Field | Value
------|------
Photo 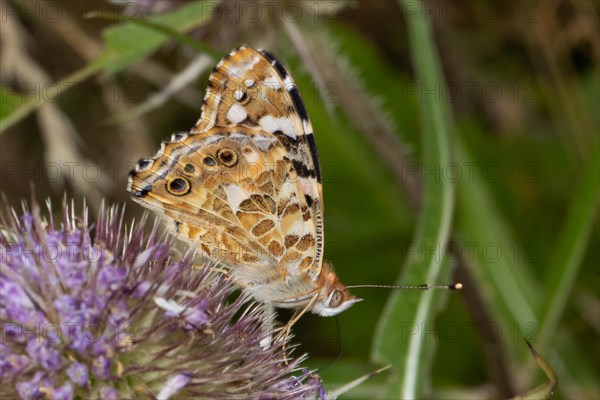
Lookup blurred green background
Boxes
[1,1,598,399]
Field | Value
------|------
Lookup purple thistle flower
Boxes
[0,199,324,399]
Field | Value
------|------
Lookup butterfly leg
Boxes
[277,293,319,364]
[260,303,277,349]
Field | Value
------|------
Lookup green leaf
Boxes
[93,1,217,74]
[372,0,456,397]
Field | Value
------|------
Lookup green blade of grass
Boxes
[538,141,600,349]
[372,0,456,397]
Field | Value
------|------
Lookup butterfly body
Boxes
[128,47,360,316]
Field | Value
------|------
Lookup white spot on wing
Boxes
[243,149,259,164]
[298,177,316,197]
[233,89,245,101]
[263,74,281,90]
[203,134,224,145]
[225,56,260,78]
[227,104,248,124]
[259,115,277,132]
[229,132,246,140]
[259,115,297,139]
[224,184,247,208]
[287,219,303,236]
[283,75,295,91]
[254,135,273,151]
[279,180,295,203]
[302,119,313,134]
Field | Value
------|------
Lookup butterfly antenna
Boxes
[345,283,463,290]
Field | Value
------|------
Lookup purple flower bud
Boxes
[1,280,37,325]
[26,340,62,371]
[107,300,129,327]
[97,265,127,293]
[99,386,119,400]
[15,379,39,399]
[0,348,29,378]
[133,281,151,298]
[92,355,111,379]
[66,362,88,386]
[52,383,74,400]
[183,299,209,328]
[15,371,44,399]
[58,261,88,291]
[157,372,192,400]
[67,326,92,354]
[54,295,79,318]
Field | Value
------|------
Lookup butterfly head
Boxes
[310,262,362,317]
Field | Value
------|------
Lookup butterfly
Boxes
[127,46,362,318]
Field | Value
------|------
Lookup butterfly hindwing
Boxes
[128,124,320,280]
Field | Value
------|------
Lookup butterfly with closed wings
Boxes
[128,47,362,321]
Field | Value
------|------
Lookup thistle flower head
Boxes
[0,199,324,399]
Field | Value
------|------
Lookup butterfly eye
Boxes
[166,177,191,196]
[328,290,344,308]
[217,148,238,167]
[183,163,196,175]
